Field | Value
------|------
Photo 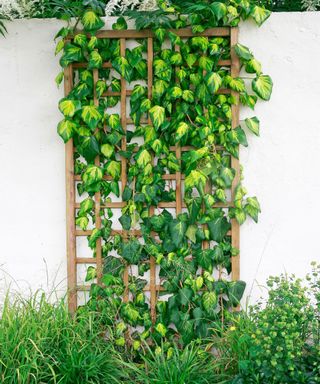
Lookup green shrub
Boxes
[0,291,125,384]
[234,265,320,383]
[124,342,231,384]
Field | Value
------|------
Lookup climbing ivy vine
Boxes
[55,0,272,357]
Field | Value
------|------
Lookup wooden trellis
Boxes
[64,27,240,314]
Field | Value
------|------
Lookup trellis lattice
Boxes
[63,27,240,323]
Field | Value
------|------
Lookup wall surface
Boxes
[0,13,319,305]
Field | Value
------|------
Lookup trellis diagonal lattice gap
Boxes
[64,27,240,316]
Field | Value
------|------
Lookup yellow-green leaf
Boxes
[82,165,103,185]
[59,99,81,117]
[149,105,165,130]
[101,143,114,158]
[245,58,262,75]
[234,43,253,61]
[88,51,102,69]
[245,116,260,136]
[74,33,87,48]
[106,161,121,179]
[81,10,104,31]
[137,149,151,167]
[57,119,76,143]
[76,216,89,230]
[175,121,189,142]
[250,6,271,27]
[205,72,222,93]
[81,105,102,129]
[85,266,96,281]
[252,75,273,101]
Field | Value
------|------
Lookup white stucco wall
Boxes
[0,13,319,304]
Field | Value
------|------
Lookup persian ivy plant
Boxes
[55,0,273,356]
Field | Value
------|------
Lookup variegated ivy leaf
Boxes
[73,33,87,48]
[81,10,104,32]
[137,149,152,167]
[168,86,182,99]
[76,216,89,230]
[88,228,101,249]
[82,165,103,186]
[185,170,206,192]
[149,105,165,130]
[55,71,64,87]
[245,116,260,136]
[235,208,246,224]
[199,56,214,72]
[170,52,183,66]
[155,323,167,337]
[151,139,162,154]
[106,160,121,179]
[59,99,81,117]
[108,114,121,130]
[185,53,197,69]
[234,43,253,61]
[169,219,187,248]
[87,36,98,50]
[79,198,94,216]
[154,27,166,43]
[144,125,157,143]
[250,6,271,27]
[227,127,248,147]
[205,72,222,93]
[112,16,127,31]
[101,143,114,158]
[131,84,146,102]
[57,119,77,143]
[112,56,132,82]
[153,59,172,82]
[85,266,96,282]
[182,90,194,103]
[152,80,168,99]
[244,197,261,223]
[211,2,227,20]
[245,58,262,75]
[252,75,273,101]
[175,122,189,142]
[185,224,197,243]
[59,43,83,67]
[81,105,102,129]
[225,76,246,92]
[96,80,107,98]
[191,36,209,51]
[55,40,64,55]
[140,98,151,112]
[168,31,181,46]
[122,303,140,324]
[88,51,102,69]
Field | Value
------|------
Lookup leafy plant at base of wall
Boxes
[55,1,273,357]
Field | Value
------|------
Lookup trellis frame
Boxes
[64,27,240,314]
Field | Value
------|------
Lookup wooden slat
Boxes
[147,37,157,324]
[93,27,230,39]
[230,28,240,283]
[120,38,129,303]
[93,68,103,284]
[64,63,77,313]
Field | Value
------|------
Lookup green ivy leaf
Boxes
[122,303,140,324]
[79,198,94,216]
[85,266,96,282]
[76,216,89,230]
[149,105,165,130]
[59,99,81,118]
[196,249,213,272]
[119,213,131,230]
[168,86,183,99]
[199,56,214,72]
[185,224,197,243]
[96,80,107,97]
[112,57,133,82]
[182,90,194,103]
[245,58,262,75]
[234,43,253,61]
[101,143,114,158]
[88,51,102,69]
[169,219,187,248]
[186,53,197,68]
[57,119,76,143]
[252,75,273,101]
[81,105,102,129]
[211,2,227,20]
[250,6,271,27]
[205,72,222,94]
[131,85,146,102]
[81,10,104,32]
[245,116,260,136]
[185,170,206,193]
[106,160,121,179]
[175,122,189,142]
[82,165,103,186]
[112,16,127,30]
[79,135,100,162]
[154,27,166,43]
[108,114,121,130]
[191,36,208,51]
[207,217,230,242]
[120,239,142,264]
[154,59,172,82]
[179,287,193,306]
